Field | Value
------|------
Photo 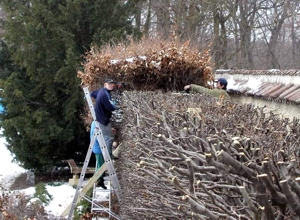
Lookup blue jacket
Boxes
[90,121,101,154]
[90,88,117,125]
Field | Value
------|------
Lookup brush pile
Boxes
[78,37,300,219]
[116,91,300,220]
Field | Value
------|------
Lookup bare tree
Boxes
[134,0,143,34]
[257,0,290,69]
[151,0,172,38]
[133,0,300,69]
[143,0,152,38]
[283,0,300,68]
[236,0,258,69]
[210,0,238,69]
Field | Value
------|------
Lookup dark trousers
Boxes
[98,122,114,156]
[95,153,105,180]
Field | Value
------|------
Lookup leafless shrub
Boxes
[0,184,64,220]
[114,91,300,220]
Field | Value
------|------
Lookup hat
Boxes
[215,78,228,87]
[104,78,117,84]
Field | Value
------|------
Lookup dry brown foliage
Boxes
[77,36,213,92]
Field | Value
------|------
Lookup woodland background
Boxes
[0,0,300,171]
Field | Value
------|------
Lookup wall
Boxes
[232,95,300,120]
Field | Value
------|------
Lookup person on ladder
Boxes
[90,78,119,160]
[90,121,107,189]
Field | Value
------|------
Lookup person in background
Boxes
[90,78,118,160]
[184,78,231,101]
[90,121,107,189]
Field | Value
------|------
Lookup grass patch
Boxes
[73,188,93,220]
[34,182,52,205]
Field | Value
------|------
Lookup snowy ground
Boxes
[0,136,78,217]
[0,137,26,189]
[0,133,111,218]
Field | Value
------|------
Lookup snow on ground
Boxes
[46,184,76,216]
[0,132,112,219]
[0,136,25,189]
[18,183,76,217]
[0,133,77,218]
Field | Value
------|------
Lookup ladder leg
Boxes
[61,163,107,217]
[64,86,122,219]
[66,134,97,219]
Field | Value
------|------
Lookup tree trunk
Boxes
[144,0,152,38]
[266,0,289,69]
[152,0,171,39]
[238,0,256,69]
[213,11,221,69]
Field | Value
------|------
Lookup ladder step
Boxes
[93,196,110,201]
[91,218,108,220]
[94,186,110,191]
[91,207,110,211]
[93,198,109,203]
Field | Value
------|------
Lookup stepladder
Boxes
[65,86,121,220]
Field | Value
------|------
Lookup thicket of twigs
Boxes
[0,184,64,220]
[79,37,300,219]
[115,91,300,220]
